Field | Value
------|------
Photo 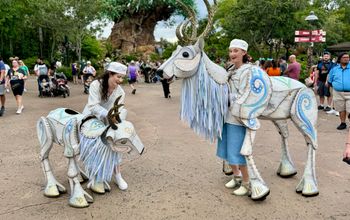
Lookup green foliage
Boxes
[0,0,104,62]
[22,57,41,73]
[57,66,73,80]
[150,53,162,62]
[81,36,104,60]
[102,0,194,21]
[162,43,178,59]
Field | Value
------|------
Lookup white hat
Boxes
[229,39,248,51]
[87,61,91,64]
[106,62,127,75]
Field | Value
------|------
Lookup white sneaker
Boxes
[232,182,250,196]
[115,173,128,190]
[16,105,24,114]
[335,111,340,116]
[225,175,242,189]
[326,109,336,114]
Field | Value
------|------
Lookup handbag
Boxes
[304,77,314,87]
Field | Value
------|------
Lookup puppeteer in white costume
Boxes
[37,62,144,208]
[157,0,319,201]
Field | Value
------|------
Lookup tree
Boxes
[216,0,308,59]
[64,0,104,62]
[102,0,194,53]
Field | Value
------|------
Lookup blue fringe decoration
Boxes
[79,135,120,182]
[180,58,229,142]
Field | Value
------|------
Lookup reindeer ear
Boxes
[195,38,205,51]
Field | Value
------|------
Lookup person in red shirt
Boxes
[284,55,301,80]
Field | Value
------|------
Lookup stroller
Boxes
[83,73,94,94]
[52,72,70,98]
[38,75,53,97]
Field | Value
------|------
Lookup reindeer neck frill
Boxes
[180,57,229,142]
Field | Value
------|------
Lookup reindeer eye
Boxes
[182,52,189,58]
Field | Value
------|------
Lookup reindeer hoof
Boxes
[277,171,297,178]
[250,182,270,201]
[251,190,270,201]
[44,185,60,197]
[301,183,319,197]
[69,196,89,208]
[90,182,106,194]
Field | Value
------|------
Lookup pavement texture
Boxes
[0,77,349,220]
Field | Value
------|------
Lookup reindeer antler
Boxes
[198,0,217,39]
[107,95,124,130]
[175,0,217,45]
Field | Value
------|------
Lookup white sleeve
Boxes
[86,81,108,120]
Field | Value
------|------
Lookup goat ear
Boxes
[195,37,205,51]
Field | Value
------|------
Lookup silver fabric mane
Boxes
[180,58,229,142]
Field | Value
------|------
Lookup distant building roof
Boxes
[327,42,350,53]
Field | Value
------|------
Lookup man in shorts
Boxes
[328,53,350,130]
[314,52,335,111]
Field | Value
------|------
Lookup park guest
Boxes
[314,51,335,112]
[71,62,78,84]
[82,61,96,83]
[18,60,29,92]
[328,52,350,130]
[0,56,6,116]
[127,60,139,94]
[284,55,301,80]
[6,59,27,114]
[82,61,129,191]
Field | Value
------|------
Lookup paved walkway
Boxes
[0,77,349,219]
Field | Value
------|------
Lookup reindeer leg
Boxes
[62,118,93,207]
[68,157,93,208]
[241,129,270,201]
[37,117,66,197]
[290,88,319,197]
[296,144,319,197]
[273,120,297,177]
[78,166,89,183]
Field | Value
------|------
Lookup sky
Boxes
[97,0,210,43]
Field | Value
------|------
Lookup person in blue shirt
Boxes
[328,52,350,130]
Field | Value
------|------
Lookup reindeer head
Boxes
[102,96,144,156]
[157,0,217,80]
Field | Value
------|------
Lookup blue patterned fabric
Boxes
[217,123,246,165]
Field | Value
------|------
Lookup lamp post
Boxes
[305,11,319,70]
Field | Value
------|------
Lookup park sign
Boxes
[294,29,326,43]
[295,36,326,43]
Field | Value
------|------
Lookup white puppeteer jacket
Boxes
[83,80,127,121]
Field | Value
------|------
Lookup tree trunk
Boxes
[110,6,174,54]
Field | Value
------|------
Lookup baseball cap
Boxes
[106,62,127,75]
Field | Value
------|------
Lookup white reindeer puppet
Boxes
[157,0,318,201]
[37,96,144,208]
